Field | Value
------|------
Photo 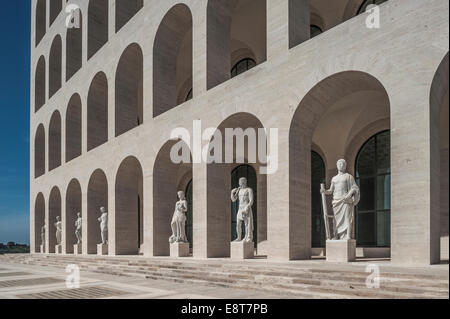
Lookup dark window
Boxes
[357,0,388,15]
[231,58,256,78]
[355,130,391,247]
[311,151,326,248]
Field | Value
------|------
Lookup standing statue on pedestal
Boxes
[321,159,360,240]
[55,216,62,245]
[75,212,82,244]
[98,207,108,245]
[231,177,254,243]
[169,191,188,244]
[41,223,46,246]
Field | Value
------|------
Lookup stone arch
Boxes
[87,169,108,254]
[48,187,62,253]
[205,112,268,257]
[116,0,143,32]
[115,156,144,255]
[35,124,46,178]
[88,0,109,59]
[115,43,143,136]
[289,70,390,259]
[35,56,46,112]
[207,0,267,89]
[66,179,82,254]
[49,35,62,98]
[49,111,62,171]
[35,0,46,46]
[49,0,63,26]
[66,10,83,81]
[34,193,45,253]
[153,4,193,117]
[66,94,82,162]
[87,72,108,151]
[153,140,192,256]
[430,52,449,261]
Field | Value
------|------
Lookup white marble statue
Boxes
[75,212,82,244]
[231,177,254,243]
[169,191,188,244]
[41,223,46,246]
[55,217,62,245]
[98,207,108,245]
[321,159,360,240]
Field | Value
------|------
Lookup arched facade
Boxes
[34,124,46,178]
[35,56,46,112]
[66,10,83,81]
[153,4,193,117]
[115,43,143,137]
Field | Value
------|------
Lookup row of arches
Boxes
[35,0,386,112]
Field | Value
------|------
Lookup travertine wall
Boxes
[30,0,449,265]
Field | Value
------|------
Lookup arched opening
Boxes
[35,56,46,112]
[49,35,62,98]
[115,43,143,136]
[66,179,82,254]
[231,58,256,78]
[66,10,83,81]
[88,0,109,60]
[48,187,61,253]
[231,165,258,248]
[115,156,143,255]
[87,72,108,151]
[290,71,390,259]
[35,124,46,178]
[207,0,267,89]
[35,0,46,46]
[49,111,62,171]
[116,0,143,32]
[355,130,391,247]
[311,151,326,248]
[49,0,62,26]
[430,53,449,262]
[153,140,192,256]
[87,169,108,254]
[153,4,192,117]
[34,193,45,253]
[66,94,82,162]
[205,113,267,257]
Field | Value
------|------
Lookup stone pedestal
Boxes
[170,242,190,257]
[326,240,356,262]
[40,245,45,254]
[231,241,254,259]
[97,244,108,256]
[55,245,62,254]
[74,244,82,255]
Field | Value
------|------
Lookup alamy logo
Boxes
[365,5,381,29]
[65,4,81,29]
[170,120,279,175]
[365,264,381,289]
[66,264,80,289]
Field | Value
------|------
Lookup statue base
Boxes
[97,244,108,256]
[55,245,62,254]
[231,241,254,259]
[326,240,356,263]
[170,242,190,257]
[74,244,82,255]
[40,245,45,254]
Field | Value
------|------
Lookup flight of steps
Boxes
[1,254,448,299]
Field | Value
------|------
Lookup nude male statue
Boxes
[75,212,82,244]
[98,207,108,245]
[231,177,254,243]
[55,216,62,245]
[321,159,360,240]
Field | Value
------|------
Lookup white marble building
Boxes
[30,0,449,265]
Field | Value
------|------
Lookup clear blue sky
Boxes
[0,1,31,244]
